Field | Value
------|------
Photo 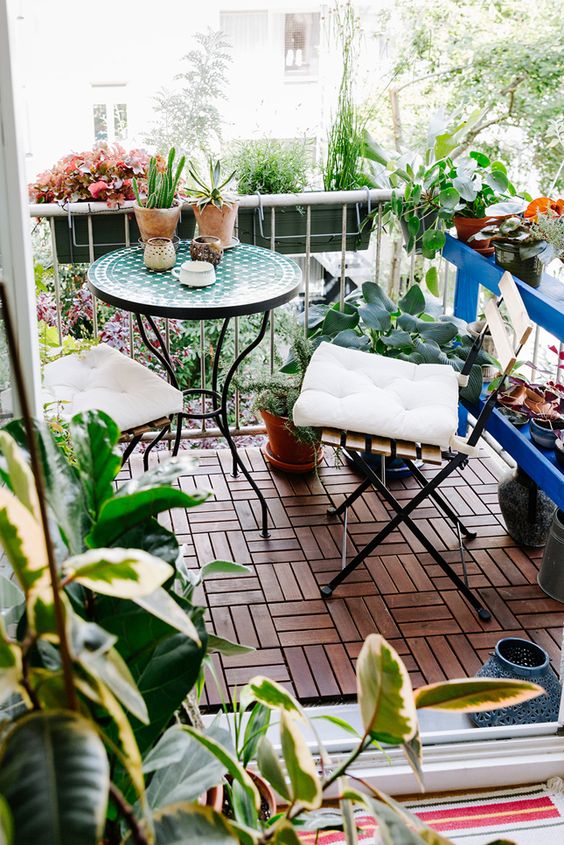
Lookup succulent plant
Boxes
[132,147,185,209]
[187,158,236,209]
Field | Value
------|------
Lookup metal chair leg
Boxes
[142,423,171,471]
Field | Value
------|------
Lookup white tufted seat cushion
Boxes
[293,342,460,449]
[42,344,184,432]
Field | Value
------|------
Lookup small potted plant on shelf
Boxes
[132,147,186,242]
[187,158,238,247]
[469,206,554,287]
[239,333,322,473]
[448,153,525,253]
[528,196,564,264]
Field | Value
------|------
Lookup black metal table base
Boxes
[135,311,271,537]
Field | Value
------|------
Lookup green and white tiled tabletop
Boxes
[87,242,302,319]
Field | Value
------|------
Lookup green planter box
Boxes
[53,207,196,263]
[237,202,372,255]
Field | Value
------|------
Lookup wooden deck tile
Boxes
[136,447,563,704]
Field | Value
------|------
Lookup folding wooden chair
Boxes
[293,273,532,620]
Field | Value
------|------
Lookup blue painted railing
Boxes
[445,234,564,509]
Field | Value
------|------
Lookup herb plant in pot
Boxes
[240,334,321,473]
[188,158,238,247]
[448,153,524,254]
[132,147,186,242]
[470,214,549,287]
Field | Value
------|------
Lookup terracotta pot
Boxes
[453,215,495,255]
[134,202,181,242]
[249,771,277,821]
[199,784,224,812]
[192,201,239,247]
[260,409,322,473]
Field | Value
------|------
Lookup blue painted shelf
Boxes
[447,234,564,508]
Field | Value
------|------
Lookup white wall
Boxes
[14,0,387,180]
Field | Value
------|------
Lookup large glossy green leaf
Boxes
[241,702,270,767]
[425,267,440,297]
[280,711,321,810]
[65,548,173,598]
[111,519,180,567]
[0,618,21,706]
[117,454,199,495]
[321,303,360,337]
[414,678,543,712]
[399,285,426,316]
[143,724,229,809]
[0,795,13,845]
[257,736,290,801]
[127,803,238,845]
[242,676,303,718]
[207,634,255,657]
[331,330,371,350]
[359,303,392,332]
[134,588,201,642]
[356,634,417,745]
[362,282,396,313]
[0,712,109,845]
[72,618,148,724]
[69,410,121,519]
[380,329,413,349]
[94,595,206,753]
[182,725,260,810]
[89,487,209,546]
[0,488,47,594]
[417,320,459,345]
[0,432,39,520]
[3,419,88,557]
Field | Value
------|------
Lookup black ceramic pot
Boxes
[498,467,556,547]
[494,242,543,288]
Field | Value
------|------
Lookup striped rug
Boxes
[297,781,564,844]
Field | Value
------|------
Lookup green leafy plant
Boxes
[237,332,319,447]
[470,215,550,261]
[132,148,185,209]
[323,2,365,191]
[297,281,493,403]
[229,138,311,195]
[530,214,564,262]
[447,152,519,219]
[188,158,237,210]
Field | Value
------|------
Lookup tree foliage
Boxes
[368,0,563,192]
[145,30,232,162]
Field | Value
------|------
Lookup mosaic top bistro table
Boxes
[87,242,302,536]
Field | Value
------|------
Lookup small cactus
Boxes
[133,148,186,209]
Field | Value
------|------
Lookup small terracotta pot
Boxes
[199,784,223,812]
[453,215,495,255]
[134,202,181,242]
[249,771,277,821]
[260,409,322,474]
[192,201,239,247]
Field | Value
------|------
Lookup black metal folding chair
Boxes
[293,272,533,620]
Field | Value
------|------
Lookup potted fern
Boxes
[133,147,186,242]
[188,158,238,247]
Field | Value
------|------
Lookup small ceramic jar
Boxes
[143,237,177,271]
[190,235,223,267]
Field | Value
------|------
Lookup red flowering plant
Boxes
[28,143,162,208]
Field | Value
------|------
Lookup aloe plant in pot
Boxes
[132,147,186,241]
[188,158,238,247]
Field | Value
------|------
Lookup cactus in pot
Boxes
[133,147,186,241]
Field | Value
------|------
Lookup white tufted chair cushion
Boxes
[293,342,460,449]
[42,344,183,432]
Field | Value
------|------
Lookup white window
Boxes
[284,13,320,79]
[90,84,128,144]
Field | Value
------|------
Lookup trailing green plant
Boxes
[132,148,185,209]
[294,281,494,403]
[323,2,365,191]
[188,158,237,210]
[228,138,311,195]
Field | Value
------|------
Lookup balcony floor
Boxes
[124,445,563,706]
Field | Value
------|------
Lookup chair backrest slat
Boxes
[498,272,533,348]
[484,298,517,374]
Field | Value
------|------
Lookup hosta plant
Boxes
[289,281,493,404]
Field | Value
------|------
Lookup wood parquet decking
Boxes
[124,445,563,706]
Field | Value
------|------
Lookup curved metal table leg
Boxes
[218,311,272,537]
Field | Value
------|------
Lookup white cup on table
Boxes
[172,260,216,288]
